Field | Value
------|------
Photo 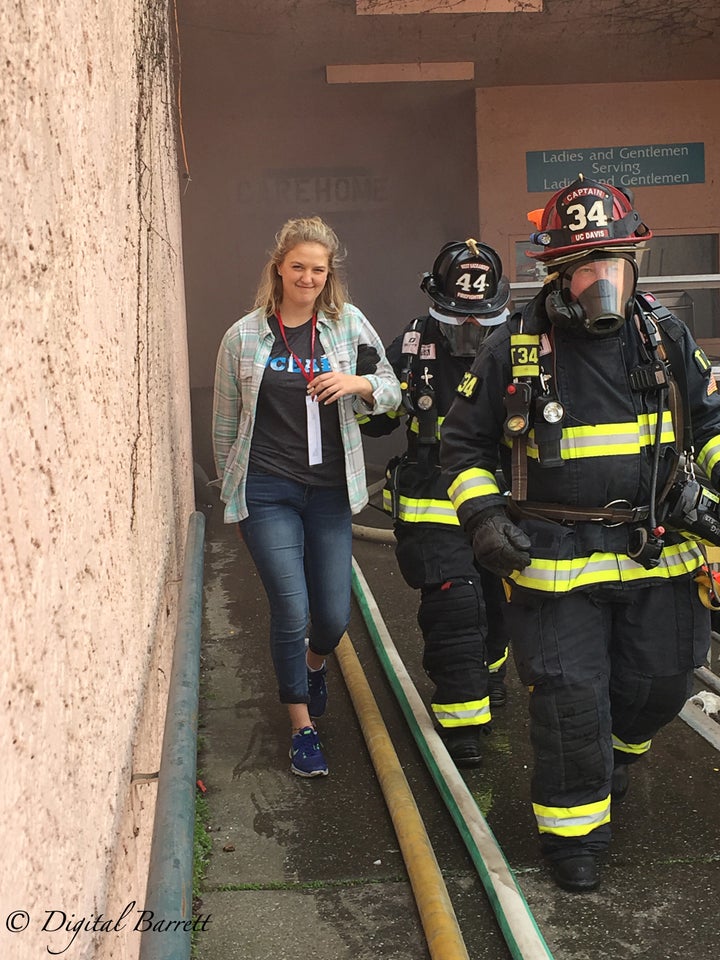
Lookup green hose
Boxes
[351,558,555,960]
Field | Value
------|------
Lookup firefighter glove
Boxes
[468,509,531,578]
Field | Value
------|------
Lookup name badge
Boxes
[402,330,421,355]
[306,395,323,465]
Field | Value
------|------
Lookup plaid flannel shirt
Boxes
[212,304,401,522]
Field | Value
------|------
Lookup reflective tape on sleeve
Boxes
[447,468,500,509]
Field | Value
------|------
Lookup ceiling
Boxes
[178,0,720,89]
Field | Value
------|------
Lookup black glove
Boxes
[356,344,380,376]
[467,509,531,578]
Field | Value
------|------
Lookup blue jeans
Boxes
[240,470,352,703]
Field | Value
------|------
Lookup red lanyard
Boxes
[275,311,317,383]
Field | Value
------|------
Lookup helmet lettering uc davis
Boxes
[527,175,652,263]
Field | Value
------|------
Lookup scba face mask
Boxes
[546,253,638,336]
[431,305,510,356]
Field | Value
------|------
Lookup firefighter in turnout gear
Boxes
[440,177,720,891]
[361,239,512,767]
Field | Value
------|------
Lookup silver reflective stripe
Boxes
[448,469,499,508]
[381,490,461,524]
[511,541,704,592]
[534,799,611,835]
[432,702,490,724]
[523,413,674,460]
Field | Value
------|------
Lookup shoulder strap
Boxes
[398,315,429,415]
[398,315,439,450]
[636,292,693,453]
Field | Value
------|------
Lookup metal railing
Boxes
[140,510,206,960]
[510,273,720,299]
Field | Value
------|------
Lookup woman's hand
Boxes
[307,372,373,405]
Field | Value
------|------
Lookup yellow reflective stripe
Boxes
[638,411,675,445]
[559,421,643,454]
[612,734,652,756]
[696,436,720,477]
[503,413,675,461]
[382,490,460,525]
[409,415,446,440]
[510,541,705,593]
[448,468,500,509]
[488,647,508,672]
[358,406,404,426]
[694,348,711,371]
[432,698,491,727]
[534,796,611,837]
[409,419,440,440]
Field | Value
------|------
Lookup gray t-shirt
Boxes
[249,316,345,485]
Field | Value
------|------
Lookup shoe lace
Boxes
[293,727,320,756]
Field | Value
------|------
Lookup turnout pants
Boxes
[504,577,710,860]
[394,522,509,730]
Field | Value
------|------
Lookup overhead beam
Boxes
[356,0,542,14]
[326,61,475,84]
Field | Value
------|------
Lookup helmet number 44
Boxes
[456,271,487,294]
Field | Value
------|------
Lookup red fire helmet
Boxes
[526,175,652,263]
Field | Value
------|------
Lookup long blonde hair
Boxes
[254,216,349,321]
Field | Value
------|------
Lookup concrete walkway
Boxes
[195,498,720,960]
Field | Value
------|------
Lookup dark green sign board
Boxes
[526,142,705,193]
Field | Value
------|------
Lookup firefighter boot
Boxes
[443,727,483,768]
[488,675,507,708]
[550,855,600,893]
[611,763,630,801]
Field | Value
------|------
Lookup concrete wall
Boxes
[1,3,194,958]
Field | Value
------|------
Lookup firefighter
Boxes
[360,239,512,767]
[440,177,720,891]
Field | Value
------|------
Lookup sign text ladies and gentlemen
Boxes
[526,142,705,193]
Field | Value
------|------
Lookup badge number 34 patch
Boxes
[510,343,539,366]
[456,371,478,398]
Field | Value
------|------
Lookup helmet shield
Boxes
[551,252,638,336]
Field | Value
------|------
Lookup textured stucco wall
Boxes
[1,3,194,958]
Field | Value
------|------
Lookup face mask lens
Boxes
[439,317,484,356]
[562,256,636,333]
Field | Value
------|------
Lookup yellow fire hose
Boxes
[335,632,470,960]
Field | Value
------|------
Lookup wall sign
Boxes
[526,142,705,193]
[237,167,390,211]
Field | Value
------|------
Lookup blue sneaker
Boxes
[289,726,328,777]
[307,662,328,718]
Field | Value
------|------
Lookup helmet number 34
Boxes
[566,200,609,233]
